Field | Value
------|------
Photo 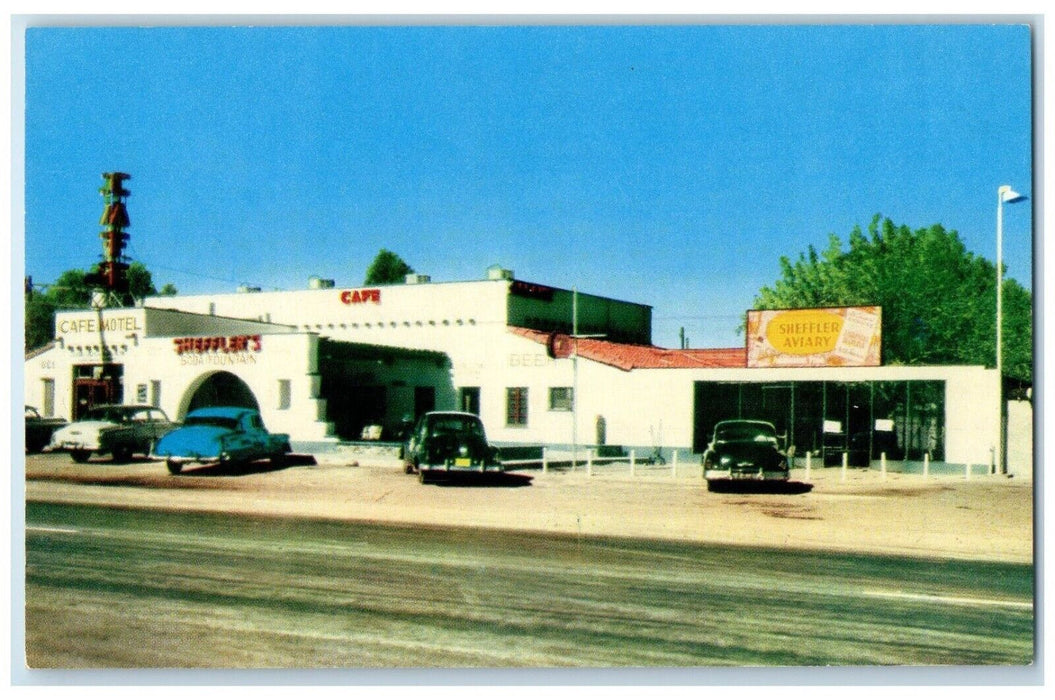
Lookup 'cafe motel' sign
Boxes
[746,306,882,368]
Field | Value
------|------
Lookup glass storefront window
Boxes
[694,379,946,463]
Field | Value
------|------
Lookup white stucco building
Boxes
[24,267,1018,474]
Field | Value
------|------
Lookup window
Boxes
[278,379,291,410]
[150,380,162,408]
[549,387,574,411]
[42,379,55,417]
[506,387,528,426]
[460,387,481,415]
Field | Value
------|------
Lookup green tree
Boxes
[752,215,1033,382]
[364,249,414,285]
[24,262,176,351]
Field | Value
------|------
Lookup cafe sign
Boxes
[746,306,882,368]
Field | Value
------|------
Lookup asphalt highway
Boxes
[24,500,1034,669]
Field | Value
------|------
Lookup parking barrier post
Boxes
[841,452,848,482]
[542,446,548,474]
[881,452,887,480]
[923,452,929,478]
[805,451,812,481]
[671,450,678,477]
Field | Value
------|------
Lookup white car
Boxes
[48,404,177,463]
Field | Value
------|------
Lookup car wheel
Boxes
[270,452,287,467]
[71,450,91,464]
[166,459,182,475]
[112,446,132,463]
[418,469,430,484]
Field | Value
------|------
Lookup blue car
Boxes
[153,406,291,475]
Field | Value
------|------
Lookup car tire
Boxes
[418,469,430,484]
[71,450,91,464]
[112,446,132,463]
[166,459,182,475]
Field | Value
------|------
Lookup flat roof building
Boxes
[24,268,1025,476]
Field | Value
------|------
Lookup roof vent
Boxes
[309,277,335,289]
[405,273,432,284]
[487,265,514,281]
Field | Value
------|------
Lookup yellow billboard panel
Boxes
[746,306,882,367]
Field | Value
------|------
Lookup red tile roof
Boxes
[510,327,746,371]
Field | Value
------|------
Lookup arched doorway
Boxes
[185,371,259,416]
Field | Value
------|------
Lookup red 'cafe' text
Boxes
[340,288,381,305]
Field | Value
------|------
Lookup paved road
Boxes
[24,501,1033,669]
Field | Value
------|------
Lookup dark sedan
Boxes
[25,406,67,453]
[403,411,503,484]
[702,420,791,490]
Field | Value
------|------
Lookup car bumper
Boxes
[420,462,504,474]
[152,452,222,464]
[704,468,789,482]
[49,441,101,453]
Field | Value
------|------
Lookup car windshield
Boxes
[715,423,778,444]
[184,415,240,430]
[428,416,485,437]
[83,406,136,423]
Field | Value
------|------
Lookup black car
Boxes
[403,411,502,484]
[24,406,67,453]
[702,419,790,490]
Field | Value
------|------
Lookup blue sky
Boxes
[19,22,1034,348]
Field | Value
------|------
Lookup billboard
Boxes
[746,306,882,368]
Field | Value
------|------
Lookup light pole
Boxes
[995,184,1027,474]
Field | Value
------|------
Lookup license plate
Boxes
[454,457,472,467]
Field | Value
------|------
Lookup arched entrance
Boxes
[184,371,259,416]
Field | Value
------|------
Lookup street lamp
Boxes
[995,184,1027,474]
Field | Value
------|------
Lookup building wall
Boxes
[1006,398,1033,478]
[28,285,1004,469]
[25,311,334,442]
[463,352,1001,468]
[507,286,652,344]
[144,280,514,353]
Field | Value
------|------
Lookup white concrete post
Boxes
[923,452,930,478]
[630,449,636,476]
[671,449,678,477]
[841,452,848,482]
[587,449,593,477]
[805,451,812,481]
[542,446,548,474]
[881,452,887,480]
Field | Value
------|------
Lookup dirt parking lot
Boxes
[23,452,1033,564]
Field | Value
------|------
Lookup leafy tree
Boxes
[752,215,1033,382]
[364,249,414,285]
[24,261,176,351]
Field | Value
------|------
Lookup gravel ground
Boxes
[23,452,1034,564]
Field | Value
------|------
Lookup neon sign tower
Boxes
[86,171,131,305]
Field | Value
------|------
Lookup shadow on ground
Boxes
[426,472,534,488]
[707,480,814,495]
[177,454,318,477]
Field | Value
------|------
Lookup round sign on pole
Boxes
[546,332,574,359]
